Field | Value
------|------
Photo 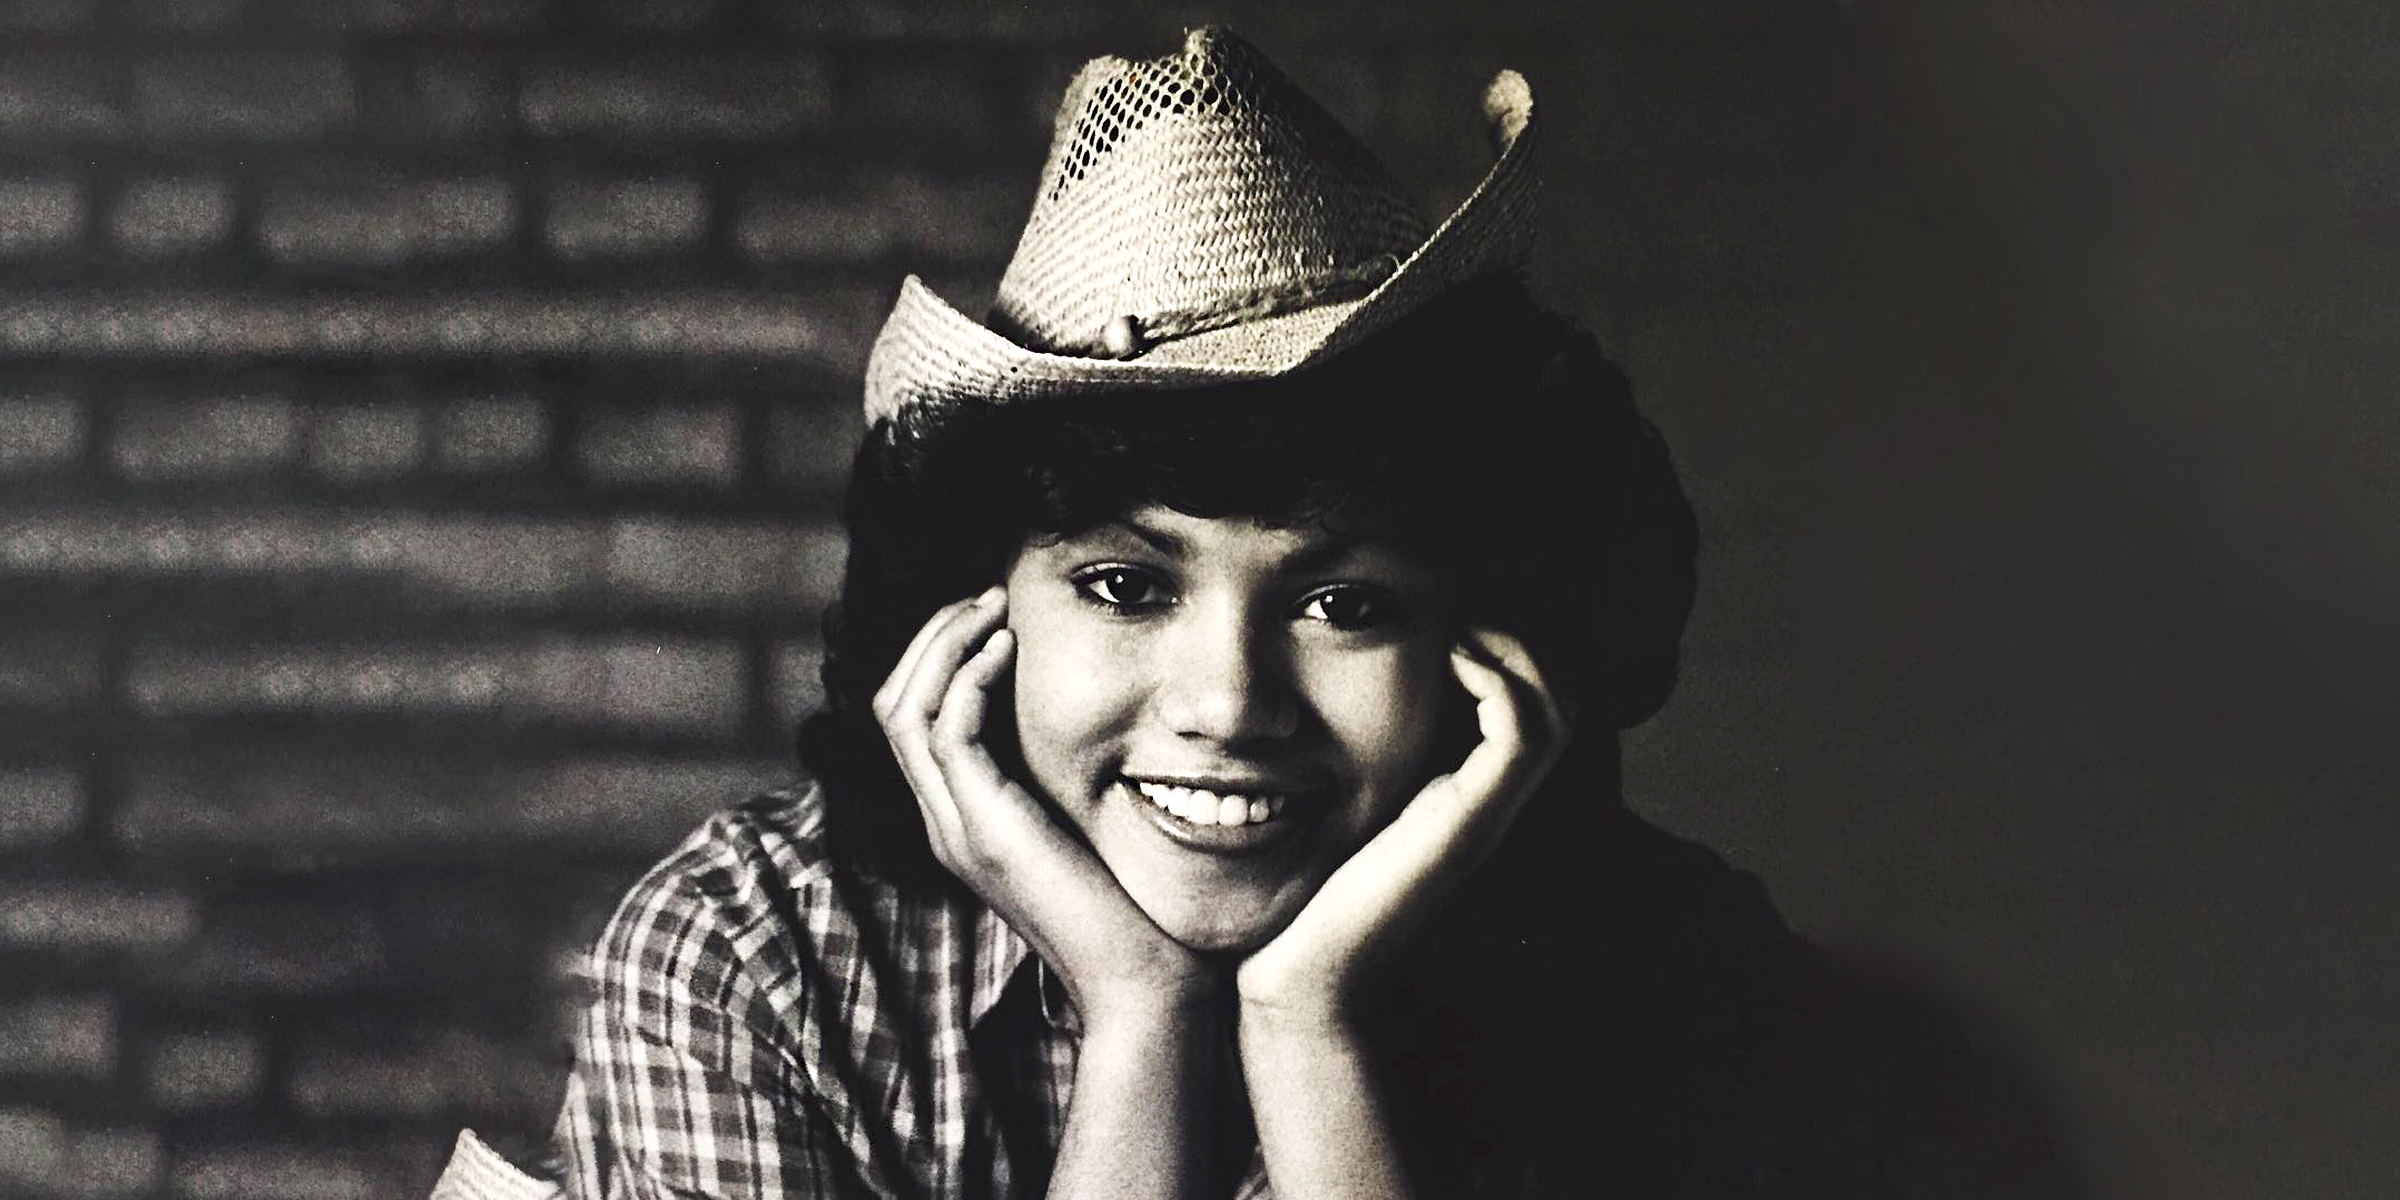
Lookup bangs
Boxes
[1015,386,1445,549]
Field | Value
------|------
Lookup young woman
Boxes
[528,27,2083,1200]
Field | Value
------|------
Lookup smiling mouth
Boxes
[1117,776,1318,855]
[1130,779,1289,827]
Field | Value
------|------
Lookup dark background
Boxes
[0,1,2392,1197]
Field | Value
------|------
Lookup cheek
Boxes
[1005,604,1139,794]
[1303,639,1455,792]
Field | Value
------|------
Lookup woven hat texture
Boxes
[863,27,1540,423]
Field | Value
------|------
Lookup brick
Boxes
[148,1030,266,1111]
[0,179,83,256]
[0,883,197,952]
[0,508,616,608]
[127,635,747,736]
[120,0,246,31]
[0,505,836,618]
[591,0,726,29]
[258,177,517,268]
[0,1108,65,1186]
[0,395,82,473]
[108,178,236,258]
[286,1028,549,1119]
[307,403,427,482]
[829,173,1017,264]
[521,54,830,139]
[0,53,121,139]
[110,394,301,481]
[287,0,551,32]
[376,881,534,992]
[66,1126,164,1195]
[576,400,738,488]
[171,1144,382,1200]
[734,174,1026,265]
[838,53,1019,143]
[0,0,99,32]
[0,769,82,847]
[118,751,788,859]
[0,288,875,360]
[605,514,846,613]
[0,628,103,707]
[146,903,386,994]
[378,514,607,605]
[431,394,547,473]
[764,398,859,493]
[731,190,880,264]
[506,636,746,734]
[135,51,355,140]
[524,757,795,847]
[402,55,513,137]
[542,177,709,261]
[0,997,114,1079]
[761,0,1118,39]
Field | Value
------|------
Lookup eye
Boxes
[1072,565,1173,613]
[1297,585,1392,631]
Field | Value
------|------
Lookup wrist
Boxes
[1076,965,1228,1032]
[1236,988,1357,1039]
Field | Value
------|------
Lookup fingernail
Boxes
[976,586,1005,607]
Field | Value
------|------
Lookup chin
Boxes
[1149,898,1298,955]
[1142,902,1298,955]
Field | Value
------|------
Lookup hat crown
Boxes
[992,28,1432,357]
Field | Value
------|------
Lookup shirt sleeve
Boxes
[557,856,859,1200]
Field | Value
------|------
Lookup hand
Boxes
[874,587,1216,1021]
[1234,627,1572,1024]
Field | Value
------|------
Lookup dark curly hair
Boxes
[799,279,1697,888]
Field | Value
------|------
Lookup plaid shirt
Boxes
[548,782,2088,1200]
[552,786,1271,1200]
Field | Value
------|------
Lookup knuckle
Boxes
[947,841,995,879]
[930,702,974,745]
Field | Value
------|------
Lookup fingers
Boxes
[930,627,1026,804]
[1432,628,1573,828]
[1459,628,1571,745]
[873,586,1004,725]
[874,587,1009,859]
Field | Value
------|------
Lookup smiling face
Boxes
[1002,505,1460,953]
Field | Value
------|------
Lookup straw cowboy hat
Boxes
[862,26,1540,423]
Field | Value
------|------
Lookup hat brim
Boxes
[863,71,1539,423]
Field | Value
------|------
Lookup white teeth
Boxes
[1131,780,1287,827]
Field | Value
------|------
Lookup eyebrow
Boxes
[1113,514,1185,557]
[1106,514,1396,574]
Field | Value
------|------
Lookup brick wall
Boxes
[0,3,1645,1196]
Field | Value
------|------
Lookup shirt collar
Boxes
[968,903,1077,1031]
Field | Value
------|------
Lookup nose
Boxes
[1153,602,1300,746]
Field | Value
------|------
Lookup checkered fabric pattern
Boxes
[549,787,1274,1199]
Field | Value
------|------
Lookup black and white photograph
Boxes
[0,2,2392,1198]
